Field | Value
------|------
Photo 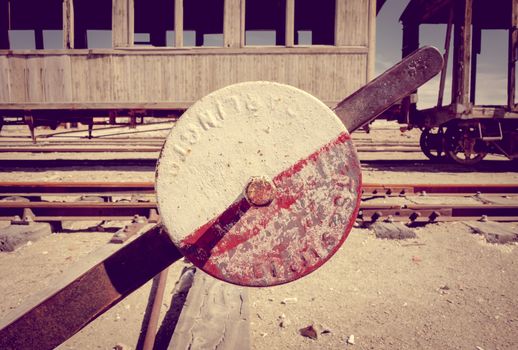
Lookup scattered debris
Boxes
[464,221,518,244]
[347,334,355,345]
[372,222,417,240]
[411,255,422,264]
[278,314,291,328]
[0,222,52,252]
[281,297,298,304]
[299,325,318,340]
[299,323,331,339]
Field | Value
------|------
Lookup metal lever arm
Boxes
[334,46,444,133]
[0,225,182,350]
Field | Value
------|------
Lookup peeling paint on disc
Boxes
[156,81,361,286]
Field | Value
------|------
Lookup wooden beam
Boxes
[167,270,250,350]
[0,0,9,49]
[508,0,517,110]
[451,0,472,108]
[401,20,419,123]
[400,0,453,25]
[470,24,481,104]
[63,0,74,49]
[402,21,419,57]
[438,6,454,107]
[112,0,134,48]
[174,0,183,47]
[240,0,245,46]
[224,0,240,48]
[285,0,294,47]
[34,29,44,50]
[367,0,376,80]
[335,0,369,47]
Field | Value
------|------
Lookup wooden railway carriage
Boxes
[399,0,518,164]
[0,0,381,139]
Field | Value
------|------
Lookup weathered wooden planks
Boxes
[0,49,367,106]
[335,0,370,46]
[168,270,250,350]
[112,0,135,48]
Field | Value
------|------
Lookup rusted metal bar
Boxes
[0,182,517,196]
[142,268,169,350]
[0,181,155,194]
[0,201,156,221]
[1,197,517,222]
[0,147,162,153]
[334,46,443,132]
[0,224,182,350]
[360,203,518,223]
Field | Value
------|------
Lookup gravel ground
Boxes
[0,121,516,349]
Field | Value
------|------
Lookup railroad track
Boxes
[0,182,516,224]
[0,138,421,153]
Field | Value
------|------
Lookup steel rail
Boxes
[0,200,516,222]
[0,182,516,196]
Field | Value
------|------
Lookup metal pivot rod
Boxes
[334,46,443,132]
[0,46,443,350]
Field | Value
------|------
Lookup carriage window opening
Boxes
[8,30,35,49]
[74,0,112,49]
[43,30,64,49]
[134,0,173,46]
[165,30,195,46]
[184,0,224,47]
[245,0,286,46]
[245,31,276,46]
[475,30,507,105]
[7,0,63,49]
[294,0,335,45]
[134,33,151,46]
[297,30,312,45]
[87,30,112,48]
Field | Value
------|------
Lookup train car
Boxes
[0,0,382,140]
[398,0,518,164]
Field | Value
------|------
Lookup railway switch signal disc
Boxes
[156,82,362,287]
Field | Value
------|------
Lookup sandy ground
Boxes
[0,121,517,349]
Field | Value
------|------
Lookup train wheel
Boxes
[419,127,447,161]
[444,125,487,165]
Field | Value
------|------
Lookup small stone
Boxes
[347,334,355,345]
[476,346,484,350]
[259,332,268,337]
[113,343,129,350]
[42,251,48,255]
[299,325,318,340]
[281,297,298,304]
[280,319,291,328]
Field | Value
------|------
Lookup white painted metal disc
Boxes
[156,81,361,286]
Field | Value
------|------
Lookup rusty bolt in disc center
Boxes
[245,176,276,206]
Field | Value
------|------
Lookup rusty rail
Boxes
[0,182,517,195]
[0,182,517,223]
